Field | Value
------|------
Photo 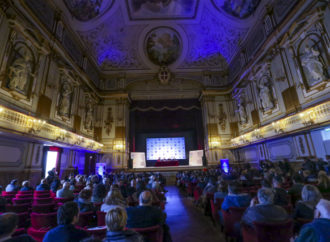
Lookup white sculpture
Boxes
[237,100,247,124]
[218,104,227,130]
[84,101,94,130]
[58,81,72,117]
[301,45,325,84]
[258,79,273,110]
[8,49,33,92]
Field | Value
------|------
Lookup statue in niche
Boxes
[104,107,113,135]
[58,81,72,118]
[237,99,247,124]
[8,47,33,93]
[84,100,94,130]
[258,76,274,111]
[218,103,227,131]
[301,45,325,85]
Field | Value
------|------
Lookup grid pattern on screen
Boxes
[146,137,186,160]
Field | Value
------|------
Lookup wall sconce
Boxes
[28,119,46,134]
[209,136,221,149]
[272,121,284,134]
[114,139,125,151]
[300,111,315,126]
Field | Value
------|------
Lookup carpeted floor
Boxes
[165,186,225,242]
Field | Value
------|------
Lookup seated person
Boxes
[0,187,6,213]
[20,181,33,192]
[272,176,289,206]
[293,184,322,220]
[202,177,217,195]
[56,182,74,199]
[295,199,330,242]
[221,182,251,211]
[103,207,143,242]
[0,212,34,242]
[91,176,106,203]
[317,173,330,193]
[50,177,61,193]
[76,189,95,213]
[288,173,305,201]
[126,191,165,228]
[241,188,289,228]
[44,202,89,242]
[36,179,50,191]
[101,189,127,213]
[214,181,227,203]
[5,180,19,192]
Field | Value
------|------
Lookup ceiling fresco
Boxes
[126,0,200,20]
[212,0,261,19]
[53,0,265,88]
[63,0,114,21]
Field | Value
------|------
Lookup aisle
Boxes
[165,186,225,242]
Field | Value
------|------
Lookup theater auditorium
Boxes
[0,0,329,241]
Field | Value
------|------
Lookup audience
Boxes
[241,188,289,227]
[77,189,95,213]
[293,184,322,220]
[317,173,330,193]
[272,175,289,206]
[0,213,34,242]
[221,182,251,211]
[44,202,89,242]
[103,207,143,242]
[91,176,107,203]
[214,181,227,203]
[56,182,74,199]
[101,189,127,213]
[36,179,50,191]
[5,180,19,192]
[295,199,330,242]
[20,181,33,192]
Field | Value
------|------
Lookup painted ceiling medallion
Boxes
[127,0,199,20]
[145,27,181,66]
[63,0,114,21]
[212,0,261,19]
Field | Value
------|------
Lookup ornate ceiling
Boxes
[53,0,267,89]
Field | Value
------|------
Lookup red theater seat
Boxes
[12,198,33,205]
[77,211,95,227]
[130,225,163,242]
[30,212,57,229]
[54,197,74,204]
[27,227,50,242]
[97,211,106,226]
[242,220,293,242]
[32,203,56,213]
[222,207,247,239]
[33,197,53,204]
[18,191,33,194]
[16,194,33,199]
[6,203,30,213]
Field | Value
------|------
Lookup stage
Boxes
[130,165,204,172]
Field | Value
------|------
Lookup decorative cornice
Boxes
[0,105,103,151]
[228,101,330,149]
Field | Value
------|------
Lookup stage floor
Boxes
[130,165,204,172]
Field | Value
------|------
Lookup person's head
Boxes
[318,174,330,189]
[22,180,29,187]
[63,181,71,190]
[91,175,99,184]
[10,180,17,186]
[139,190,152,206]
[41,179,47,185]
[79,189,92,201]
[272,175,283,188]
[104,189,124,205]
[315,199,330,219]
[257,188,274,205]
[228,182,240,195]
[261,179,271,188]
[293,173,304,184]
[57,201,79,225]
[0,213,18,239]
[301,185,322,205]
[217,181,227,193]
[105,207,127,232]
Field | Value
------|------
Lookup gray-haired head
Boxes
[139,190,152,206]
[257,188,274,205]
[301,184,322,206]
